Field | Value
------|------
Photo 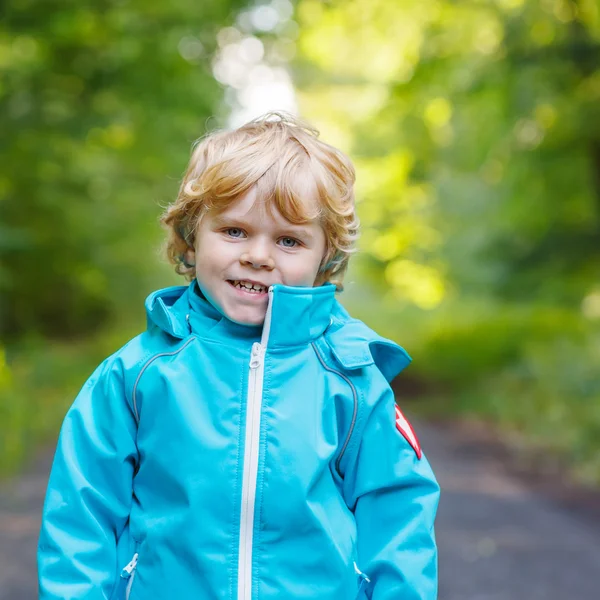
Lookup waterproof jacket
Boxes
[38,281,439,600]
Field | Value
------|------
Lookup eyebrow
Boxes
[211,215,314,240]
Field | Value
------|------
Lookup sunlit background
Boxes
[2,0,600,492]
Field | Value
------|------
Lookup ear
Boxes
[183,248,196,268]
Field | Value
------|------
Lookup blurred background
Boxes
[1,0,600,596]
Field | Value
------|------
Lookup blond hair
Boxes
[160,112,359,290]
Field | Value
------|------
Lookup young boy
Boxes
[38,113,439,599]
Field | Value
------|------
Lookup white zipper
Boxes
[353,561,371,598]
[353,561,371,583]
[120,552,139,600]
[237,287,274,600]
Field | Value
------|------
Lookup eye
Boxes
[279,237,300,248]
[225,228,245,238]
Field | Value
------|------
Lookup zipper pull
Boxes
[120,553,139,579]
[249,342,262,369]
[353,561,371,582]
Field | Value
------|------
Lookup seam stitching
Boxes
[311,341,359,478]
[131,336,196,422]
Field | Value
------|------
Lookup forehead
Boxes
[212,185,321,226]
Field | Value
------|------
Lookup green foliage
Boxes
[296,0,600,307]
[0,320,144,476]
[343,282,600,483]
[472,325,600,484]
[3,0,600,484]
[297,0,600,481]
[0,0,250,473]
[0,0,245,340]
[409,303,588,385]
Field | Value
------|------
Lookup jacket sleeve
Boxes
[38,355,139,600]
[343,375,440,600]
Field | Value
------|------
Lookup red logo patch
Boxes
[395,405,422,459]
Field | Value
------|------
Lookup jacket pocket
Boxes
[353,561,371,599]
[119,551,139,600]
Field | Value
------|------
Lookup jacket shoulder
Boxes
[323,301,411,383]
[95,327,183,398]
[107,327,175,370]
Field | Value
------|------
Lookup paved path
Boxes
[420,421,600,600]
[1,420,599,599]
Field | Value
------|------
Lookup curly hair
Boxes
[160,112,359,291]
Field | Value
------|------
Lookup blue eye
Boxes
[280,237,299,248]
[226,228,245,238]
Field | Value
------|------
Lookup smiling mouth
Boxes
[227,280,269,294]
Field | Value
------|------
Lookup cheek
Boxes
[195,235,231,265]
[282,253,323,285]
[193,245,216,281]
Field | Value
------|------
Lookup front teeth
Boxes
[232,280,267,293]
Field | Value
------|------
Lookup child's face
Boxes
[187,187,327,326]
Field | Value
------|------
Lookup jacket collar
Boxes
[145,279,336,349]
[144,281,412,380]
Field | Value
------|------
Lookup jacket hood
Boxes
[326,303,412,383]
[145,281,411,381]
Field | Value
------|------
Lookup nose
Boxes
[240,239,275,270]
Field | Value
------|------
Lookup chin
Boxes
[235,318,264,327]
[227,311,265,327]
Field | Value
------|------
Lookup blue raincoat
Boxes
[38,281,439,599]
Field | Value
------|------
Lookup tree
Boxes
[293,0,600,309]
[1,0,246,339]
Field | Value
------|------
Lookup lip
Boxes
[228,278,271,288]
[227,279,270,300]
